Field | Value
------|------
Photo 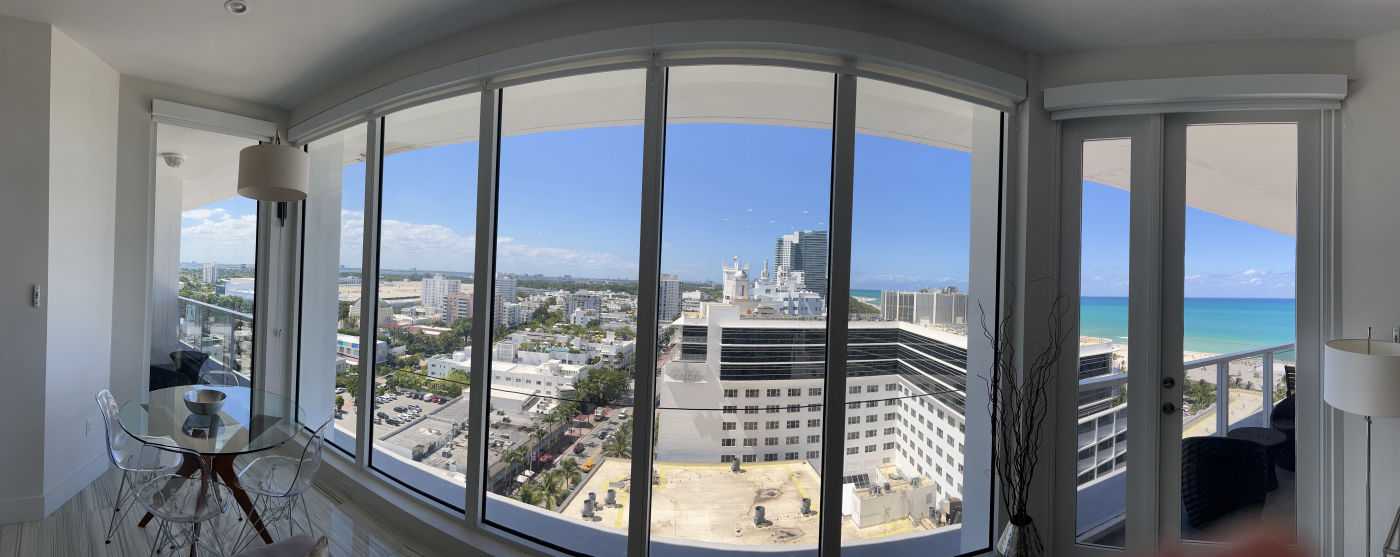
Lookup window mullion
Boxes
[464,87,502,526]
[355,117,385,469]
[818,72,857,557]
[627,63,668,557]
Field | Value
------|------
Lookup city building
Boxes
[659,273,681,322]
[335,333,388,365]
[562,293,601,315]
[442,289,473,322]
[424,349,471,379]
[881,287,969,327]
[881,290,916,322]
[931,287,969,326]
[421,273,461,310]
[720,259,751,302]
[201,262,217,284]
[657,303,1119,509]
[496,274,517,301]
[489,360,589,397]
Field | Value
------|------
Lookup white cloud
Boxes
[337,211,638,277]
[182,208,227,221]
[180,212,257,263]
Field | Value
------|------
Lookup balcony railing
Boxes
[1182,342,1294,436]
[1075,341,1295,543]
[177,296,254,380]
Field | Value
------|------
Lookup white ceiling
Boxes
[5,0,1400,111]
[0,0,572,109]
[154,123,256,210]
[1081,123,1298,236]
[879,0,1400,53]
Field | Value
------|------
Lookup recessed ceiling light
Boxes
[224,0,248,14]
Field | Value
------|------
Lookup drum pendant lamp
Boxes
[237,131,308,201]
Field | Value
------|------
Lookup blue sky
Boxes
[1080,182,1296,298]
[178,124,1295,298]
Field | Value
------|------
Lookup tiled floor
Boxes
[0,466,439,556]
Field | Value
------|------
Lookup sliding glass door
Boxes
[1057,111,1321,555]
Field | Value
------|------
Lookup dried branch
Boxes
[983,283,1072,523]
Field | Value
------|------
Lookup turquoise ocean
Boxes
[851,289,1295,357]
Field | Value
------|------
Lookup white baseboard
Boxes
[0,493,44,526]
[42,453,109,516]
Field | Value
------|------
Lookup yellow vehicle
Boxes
[582,461,595,472]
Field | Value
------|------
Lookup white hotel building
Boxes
[655,303,1121,512]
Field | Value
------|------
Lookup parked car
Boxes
[581,461,595,472]
[377,412,389,420]
[573,444,585,455]
[394,406,407,412]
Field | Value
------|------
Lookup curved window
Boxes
[298,59,1007,557]
[369,93,480,508]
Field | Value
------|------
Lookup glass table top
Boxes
[119,385,305,456]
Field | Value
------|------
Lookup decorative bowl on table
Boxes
[183,388,226,416]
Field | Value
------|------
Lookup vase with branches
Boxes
[982,287,1071,557]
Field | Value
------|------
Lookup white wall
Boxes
[0,15,53,525]
[42,27,121,513]
[149,170,183,362]
[1339,26,1400,557]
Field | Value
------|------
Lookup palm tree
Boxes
[516,482,545,507]
[558,458,581,490]
[603,428,631,458]
[540,469,567,509]
[501,446,526,477]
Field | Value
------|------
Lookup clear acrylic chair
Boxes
[232,418,330,550]
[135,445,232,556]
[96,389,183,546]
[198,370,245,387]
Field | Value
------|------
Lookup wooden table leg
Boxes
[212,455,276,545]
[137,453,202,529]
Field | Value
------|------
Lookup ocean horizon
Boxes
[852,290,1295,357]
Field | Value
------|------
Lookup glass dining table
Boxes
[119,384,306,547]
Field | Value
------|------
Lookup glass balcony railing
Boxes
[1075,341,1295,544]
[177,295,254,381]
[1181,342,1295,437]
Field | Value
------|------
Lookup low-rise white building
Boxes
[490,360,589,397]
[424,349,471,379]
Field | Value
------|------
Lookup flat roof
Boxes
[559,459,934,545]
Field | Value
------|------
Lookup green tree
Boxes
[515,482,544,507]
[539,469,568,509]
[604,419,633,458]
[335,394,345,412]
[849,296,880,315]
[557,458,581,490]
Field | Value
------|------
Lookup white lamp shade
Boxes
[237,143,309,201]
[1324,339,1400,417]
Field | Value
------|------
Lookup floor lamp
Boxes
[1324,338,1400,556]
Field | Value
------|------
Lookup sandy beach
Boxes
[1109,343,1287,391]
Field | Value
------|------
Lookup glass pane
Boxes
[1180,123,1297,542]
[1076,138,1130,547]
[368,94,480,508]
[651,65,832,555]
[481,69,644,555]
[158,124,259,388]
[840,78,996,554]
[303,123,369,454]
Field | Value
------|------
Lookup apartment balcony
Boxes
[1077,342,1296,547]
[176,295,254,382]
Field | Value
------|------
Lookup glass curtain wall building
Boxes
[296,62,1044,556]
